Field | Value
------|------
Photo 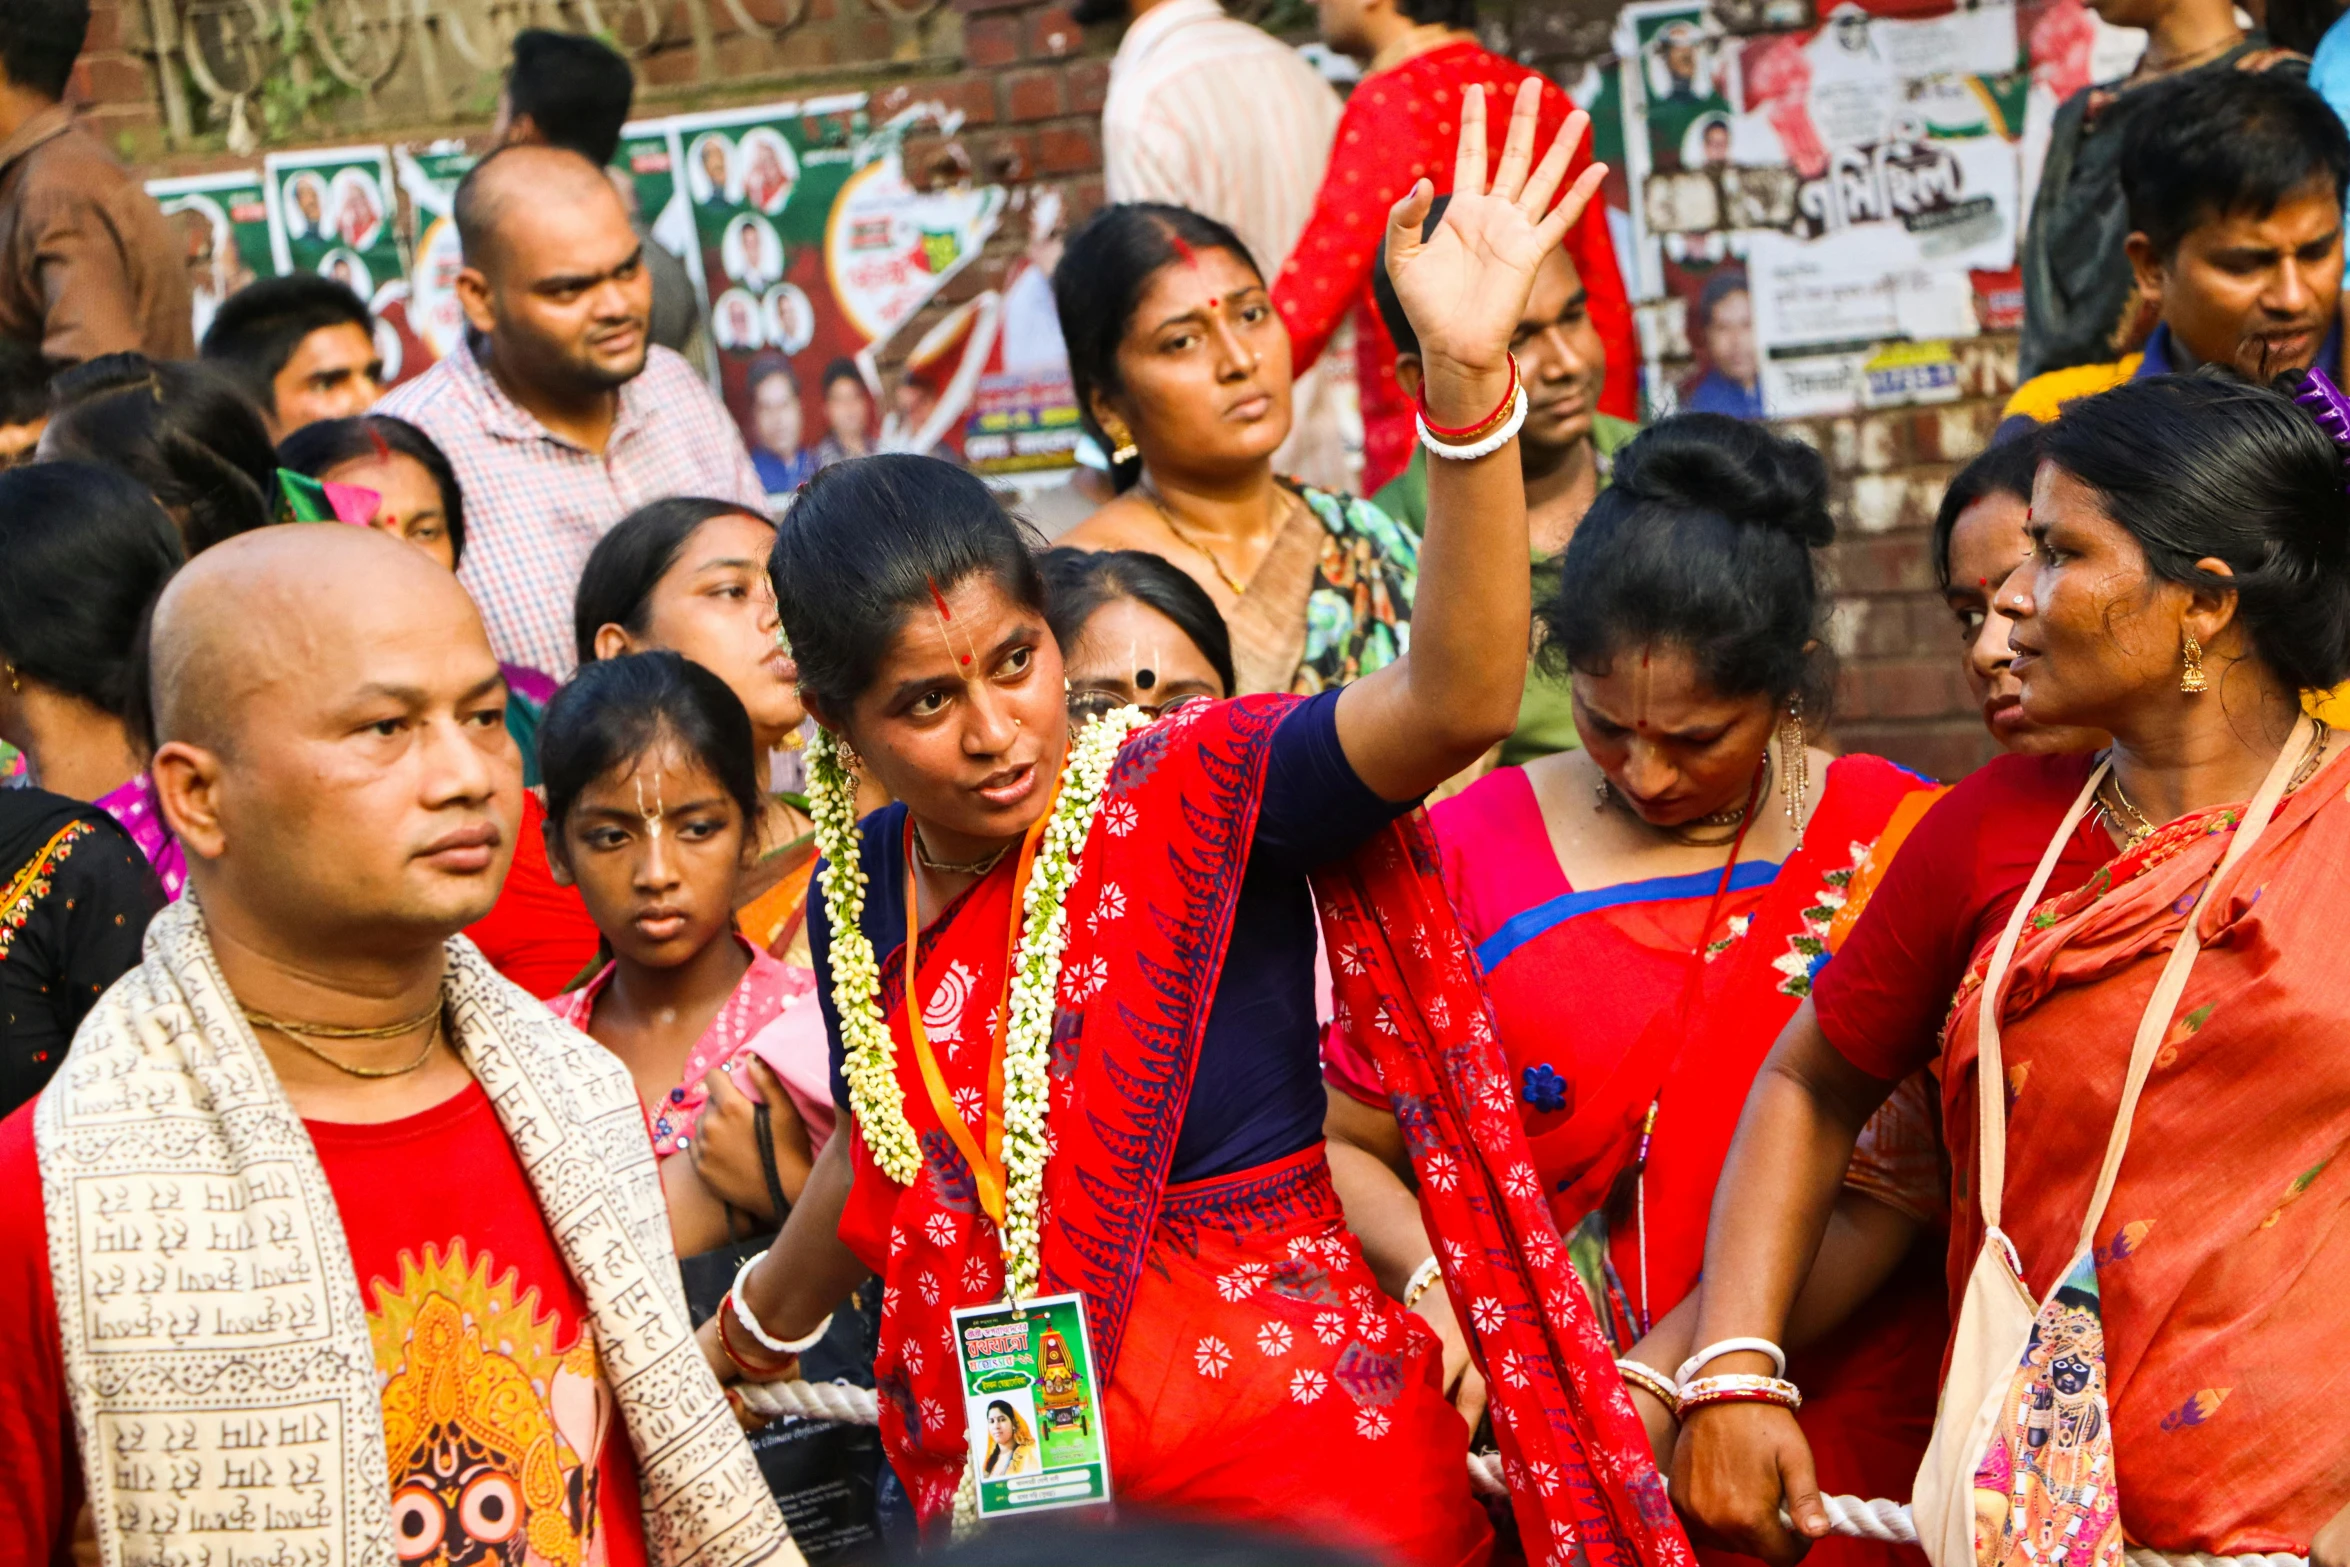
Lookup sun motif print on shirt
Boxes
[369,1240,614,1567]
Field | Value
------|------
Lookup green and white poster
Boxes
[389,140,478,381]
[620,117,712,310]
[146,170,277,342]
[950,1293,1111,1518]
[264,144,405,309]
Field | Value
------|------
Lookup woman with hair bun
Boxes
[1324,411,1951,1567]
[1682,371,2350,1564]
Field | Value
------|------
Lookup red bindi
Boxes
[1979,577,1989,588]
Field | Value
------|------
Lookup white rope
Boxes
[1813,1495,2307,1567]
[733,1377,881,1426]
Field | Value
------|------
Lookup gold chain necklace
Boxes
[1140,485,1284,597]
[246,1001,445,1080]
[911,823,1012,878]
[2100,719,2332,851]
[1595,751,1772,847]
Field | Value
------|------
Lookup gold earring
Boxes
[3,663,16,693]
[2180,627,2209,694]
[1102,417,1138,465]
[1779,696,1810,833]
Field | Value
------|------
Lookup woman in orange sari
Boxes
[697,90,1684,1567]
[1679,372,2350,1563]
[1322,416,1949,1566]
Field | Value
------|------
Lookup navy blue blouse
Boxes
[813,691,1411,1183]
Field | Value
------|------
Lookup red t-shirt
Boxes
[1812,751,2109,1080]
[0,1082,648,1566]
[467,790,602,999]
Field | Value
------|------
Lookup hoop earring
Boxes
[1779,696,1809,833]
[2180,627,2209,694]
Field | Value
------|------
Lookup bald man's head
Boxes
[453,145,653,396]
[454,144,621,275]
[148,524,522,949]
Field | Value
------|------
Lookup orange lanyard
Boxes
[901,796,1055,1226]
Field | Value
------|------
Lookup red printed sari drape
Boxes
[833,698,1503,1566]
[1370,756,1950,1567]
[1940,749,2350,1552]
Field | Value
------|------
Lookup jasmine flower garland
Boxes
[806,706,1151,1300]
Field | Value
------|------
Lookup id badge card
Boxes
[950,1291,1112,1517]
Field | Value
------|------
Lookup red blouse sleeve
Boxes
[1812,752,2105,1082]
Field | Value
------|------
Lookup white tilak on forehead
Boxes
[634,770,667,839]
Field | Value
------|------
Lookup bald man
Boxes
[375,144,764,681]
[0,526,796,1567]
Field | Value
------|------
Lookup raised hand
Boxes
[1384,78,1609,399]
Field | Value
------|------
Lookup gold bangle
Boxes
[1615,1358,1681,1414]
[1402,1255,1444,1311]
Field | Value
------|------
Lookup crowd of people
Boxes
[6,0,2350,1563]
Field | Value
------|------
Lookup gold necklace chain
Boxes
[248,1005,444,1079]
[1140,485,1284,597]
[2100,718,2331,851]
[1596,751,1772,847]
[911,823,1012,878]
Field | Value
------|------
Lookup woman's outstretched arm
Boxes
[1669,999,1902,1563]
[1335,79,1608,803]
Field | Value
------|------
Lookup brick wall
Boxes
[89,0,1999,782]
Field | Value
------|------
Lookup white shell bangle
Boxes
[730,1247,835,1356]
[1403,1255,1444,1311]
[1675,1336,1789,1388]
[1416,385,1528,462]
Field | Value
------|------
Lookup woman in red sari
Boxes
[1322,416,1949,1565]
[1680,372,2350,1564]
[697,88,1681,1567]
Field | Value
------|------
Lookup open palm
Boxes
[1386,78,1609,381]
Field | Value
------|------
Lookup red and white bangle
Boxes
[1616,1358,1682,1414]
[1417,356,1526,461]
[1675,1373,1803,1418]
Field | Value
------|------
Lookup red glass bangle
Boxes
[716,1291,798,1379]
[1417,355,1520,440]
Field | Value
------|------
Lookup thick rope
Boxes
[1813,1494,2307,1567]
[734,1378,882,1426]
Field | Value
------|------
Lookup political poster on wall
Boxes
[1612,0,2137,417]
[619,118,714,313]
[265,145,406,304]
[146,171,276,343]
[387,141,479,385]
[668,95,1010,490]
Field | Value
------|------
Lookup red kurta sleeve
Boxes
[1274,46,1639,494]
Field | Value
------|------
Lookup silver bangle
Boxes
[729,1247,833,1356]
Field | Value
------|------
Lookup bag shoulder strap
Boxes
[1975,728,2321,1243]
[1973,760,2108,1234]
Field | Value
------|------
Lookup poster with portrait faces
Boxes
[146,171,278,344]
[663,96,1009,476]
[379,141,481,387]
[264,145,407,317]
[1616,0,2033,417]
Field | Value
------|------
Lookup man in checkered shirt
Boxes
[375,145,766,681]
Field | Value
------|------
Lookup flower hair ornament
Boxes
[2292,366,2350,493]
